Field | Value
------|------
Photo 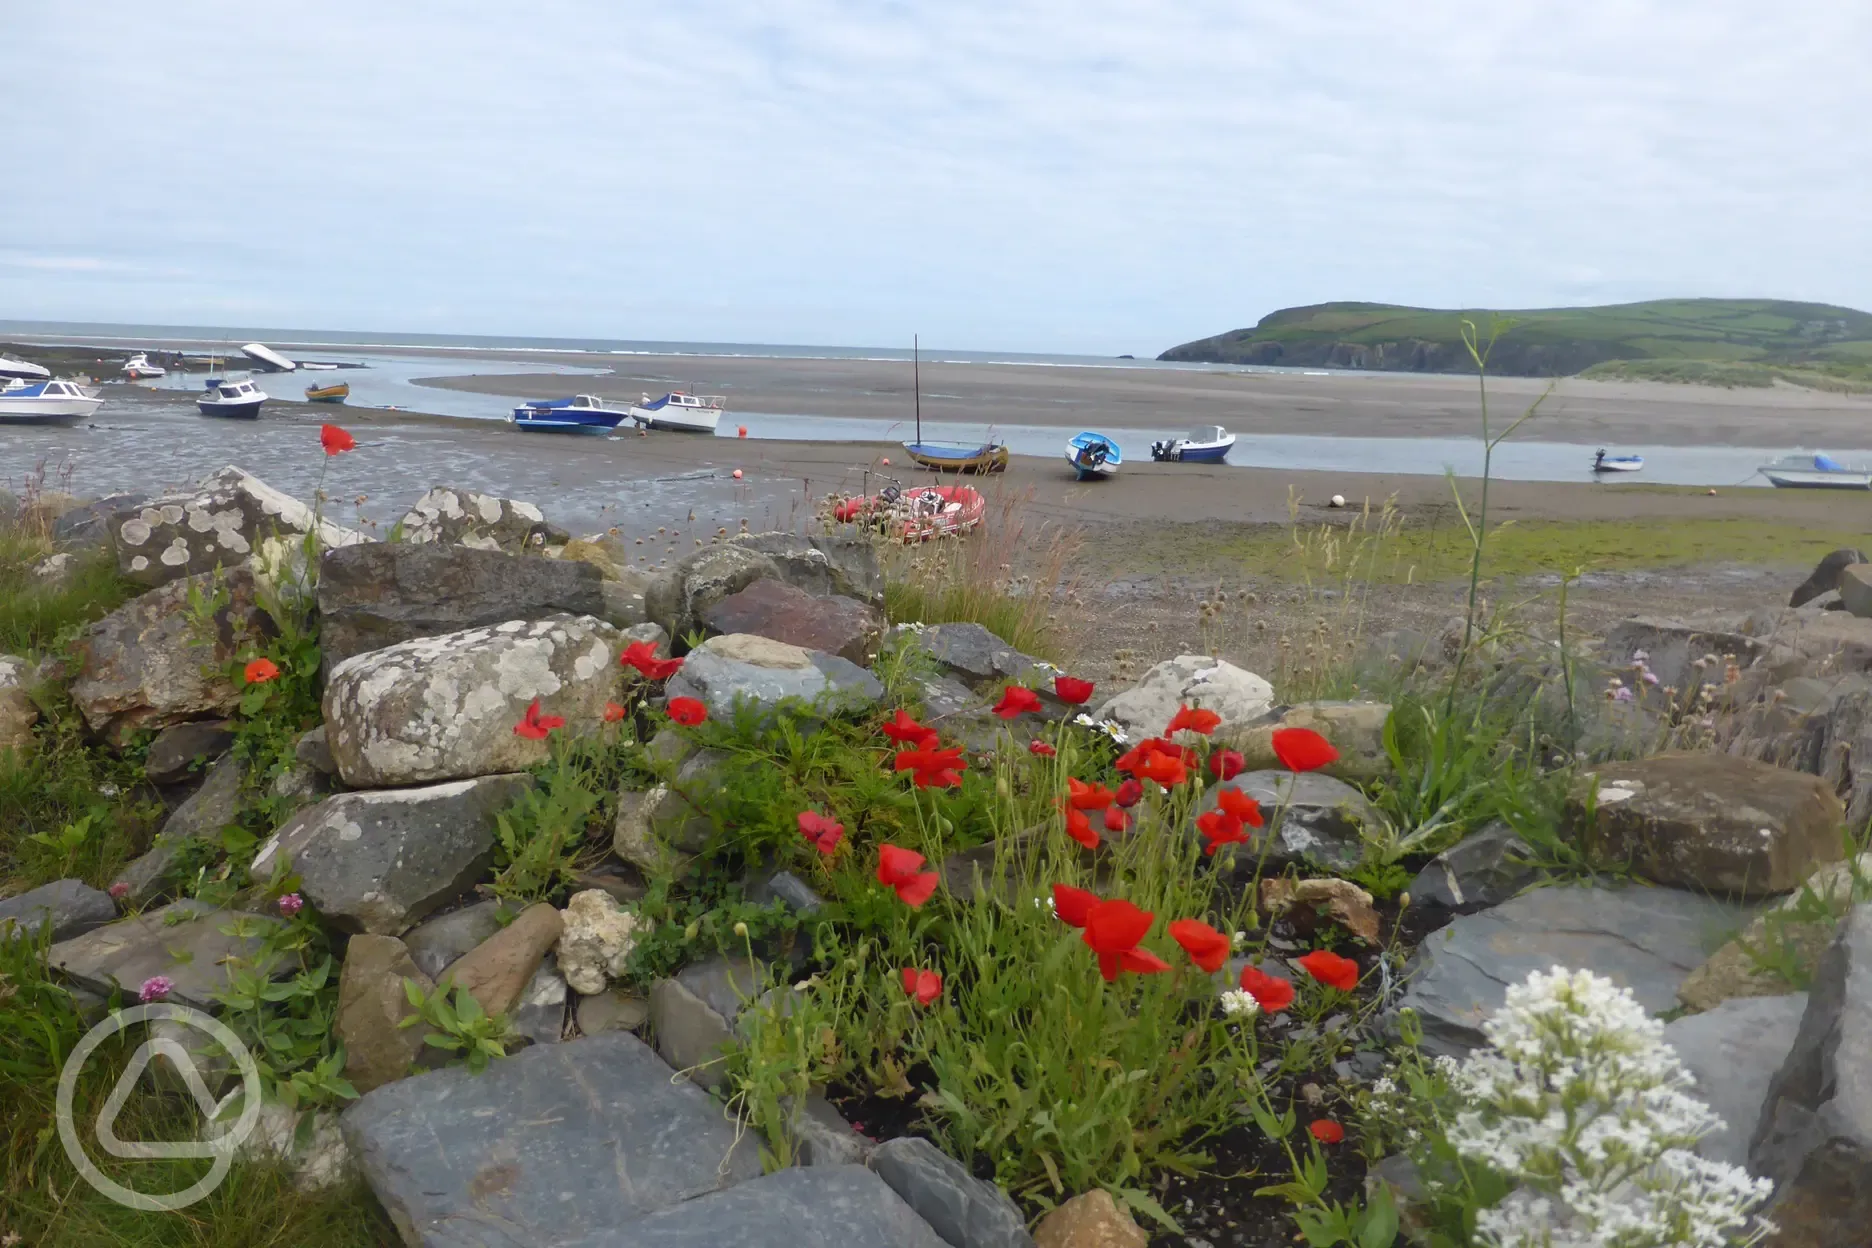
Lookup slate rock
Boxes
[0,655,38,755]
[511,954,568,1045]
[1231,701,1393,781]
[1840,565,1872,620]
[665,633,883,720]
[909,671,979,722]
[1092,654,1275,744]
[225,1100,353,1192]
[749,869,825,916]
[336,934,433,1095]
[107,466,366,589]
[402,900,509,981]
[731,531,885,605]
[1679,854,1872,1012]
[1407,821,1538,909]
[1204,770,1382,874]
[644,543,782,643]
[1035,1189,1149,1248]
[323,614,623,787]
[295,724,337,775]
[47,900,285,1011]
[869,1135,1036,1248]
[1398,885,1751,1055]
[792,1093,874,1167]
[575,988,649,1035]
[1663,993,1808,1169]
[702,577,885,665]
[899,622,1048,692]
[437,902,564,1019]
[613,786,681,874]
[0,879,116,944]
[341,1030,759,1247]
[1792,548,1869,608]
[648,956,770,1089]
[316,541,606,667]
[249,775,532,935]
[144,719,236,785]
[395,486,567,553]
[112,753,247,904]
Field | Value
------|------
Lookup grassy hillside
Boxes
[1160,298,1872,384]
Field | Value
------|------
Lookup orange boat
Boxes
[834,484,985,542]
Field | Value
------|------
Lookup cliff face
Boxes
[1161,335,1621,377]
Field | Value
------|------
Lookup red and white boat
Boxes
[834,483,985,542]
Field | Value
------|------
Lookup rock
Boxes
[648,956,769,1089]
[112,753,247,904]
[1751,904,1872,1244]
[249,776,532,935]
[1259,876,1381,944]
[70,565,275,746]
[148,1014,234,1096]
[1791,549,1869,608]
[322,614,622,787]
[395,486,567,553]
[791,1094,874,1167]
[598,576,651,629]
[1574,753,1844,898]
[552,1164,947,1248]
[664,633,883,721]
[1205,770,1382,874]
[316,541,607,667]
[731,531,885,605]
[0,655,36,755]
[908,672,980,723]
[1407,821,1538,909]
[1034,1188,1148,1248]
[648,750,736,854]
[749,869,825,915]
[554,889,644,995]
[1840,565,1872,619]
[435,902,563,1019]
[47,900,284,1011]
[575,987,649,1035]
[570,861,648,905]
[869,1136,1036,1248]
[702,578,884,666]
[402,900,508,981]
[341,1030,759,1246]
[898,622,1048,692]
[1663,993,1808,1169]
[613,786,682,874]
[143,719,236,785]
[335,934,433,1094]
[53,491,147,551]
[644,543,782,643]
[224,1100,352,1191]
[1398,885,1751,1055]
[558,537,625,580]
[1092,655,1275,744]
[31,551,78,588]
[107,466,365,589]
[1600,611,1770,706]
[0,879,116,944]
[1678,854,1872,1012]
[294,725,336,775]
[1231,701,1392,781]
[511,955,568,1045]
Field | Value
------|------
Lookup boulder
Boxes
[70,565,275,746]
[576,987,649,1036]
[614,786,682,874]
[0,879,116,944]
[1840,565,1872,619]
[1407,821,1538,909]
[897,622,1048,692]
[511,955,568,1045]
[664,633,883,720]
[249,775,532,935]
[46,900,285,1011]
[1600,612,1769,705]
[402,900,509,981]
[322,614,622,787]
[106,466,365,589]
[53,491,147,551]
[1678,854,1872,1012]
[1092,655,1274,744]
[0,655,38,754]
[644,544,782,643]
[554,889,645,995]
[648,956,767,1089]
[1204,770,1383,874]
[335,934,433,1094]
[143,719,236,785]
[1574,753,1843,898]
[868,1136,1036,1248]
[731,532,885,605]
[436,902,564,1019]
[702,578,884,666]
[1791,549,1869,607]
[1230,701,1392,781]
[395,486,567,553]
[112,753,248,904]
[341,1030,759,1246]
[1035,1189,1149,1248]
[1663,993,1808,1169]
[316,541,606,667]
[790,1093,873,1167]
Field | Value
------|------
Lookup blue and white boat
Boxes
[1760,452,1872,490]
[0,379,103,424]
[629,391,725,434]
[1591,449,1644,474]
[198,378,267,419]
[1151,425,1236,464]
[1066,431,1121,480]
[509,394,628,435]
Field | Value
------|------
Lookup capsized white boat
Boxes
[0,355,50,381]
[0,379,104,424]
[199,378,267,419]
[1759,452,1872,489]
[121,352,167,379]
[239,342,297,372]
[629,391,724,433]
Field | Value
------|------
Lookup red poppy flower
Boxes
[514,698,566,740]
[1296,949,1360,992]
[1136,749,1188,787]
[1169,918,1231,973]
[1063,808,1099,850]
[1272,727,1339,773]
[1208,748,1245,781]
[1081,899,1172,982]
[877,844,940,908]
[882,708,940,750]
[901,968,942,1007]
[992,685,1043,719]
[1217,787,1265,827]
[1240,965,1296,1012]
[1115,778,1143,808]
[893,744,968,789]
[603,701,626,723]
[1102,805,1129,834]
[667,696,708,726]
[319,424,356,455]
[1053,675,1096,705]
[798,810,845,856]
[1052,884,1099,927]
[1196,809,1252,856]
[1028,740,1056,758]
[243,658,280,684]
[1066,778,1115,810]
[619,640,683,681]
[1165,705,1222,737]
[1309,1120,1346,1144]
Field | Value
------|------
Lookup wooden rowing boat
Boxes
[304,382,350,404]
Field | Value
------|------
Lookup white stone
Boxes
[1092,655,1275,744]
[554,889,645,995]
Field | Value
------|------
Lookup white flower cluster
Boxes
[1448,967,1774,1248]
[1071,713,1129,744]
[1219,989,1261,1019]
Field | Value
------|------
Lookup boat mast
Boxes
[913,335,921,445]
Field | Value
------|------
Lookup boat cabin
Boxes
[1,380,89,399]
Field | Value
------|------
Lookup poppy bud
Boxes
[733,921,749,938]
[996,776,1011,799]
[1399,891,1411,909]
[684,921,700,941]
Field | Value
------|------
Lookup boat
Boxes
[629,391,724,433]
[239,342,298,373]
[198,378,267,419]
[0,379,103,424]
[305,381,349,404]
[1591,449,1644,473]
[898,336,1008,473]
[0,355,50,381]
[833,482,986,542]
[1066,432,1121,480]
[1150,425,1235,463]
[1760,452,1872,490]
[121,352,167,380]
[510,394,628,434]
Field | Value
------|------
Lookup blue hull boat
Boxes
[510,395,627,434]
[1066,431,1121,480]
[1151,426,1235,463]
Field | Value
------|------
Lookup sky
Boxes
[2,1,1867,355]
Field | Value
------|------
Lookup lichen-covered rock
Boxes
[396,486,568,553]
[702,578,884,665]
[554,889,645,995]
[0,655,38,755]
[107,466,365,589]
[1092,655,1274,743]
[664,633,882,720]
[323,614,623,787]
[644,544,782,644]
[54,491,147,552]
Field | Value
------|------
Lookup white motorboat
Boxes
[1150,425,1236,463]
[198,378,267,419]
[0,379,104,424]
[1591,449,1644,473]
[121,352,167,380]
[1759,452,1872,490]
[629,391,724,433]
[0,355,50,381]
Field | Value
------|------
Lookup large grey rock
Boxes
[731,531,885,606]
[248,776,532,935]
[143,719,236,785]
[1229,701,1393,781]
[1398,885,1751,1055]
[554,1164,946,1248]
[111,752,247,904]
[341,1030,759,1247]
[402,900,508,980]
[317,541,606,667]
[899,622,1048,692]
[665,633,883,720]
[869,1135,1036,1248]
[0,879,116,944]
[644,543,781,643]
[335,934,432,1095]
[1206,770,1383,874]
[1751,904,1872,1245]
[1092,654,1275,744]
[47,900,285,1011]
[1407,821,1538,909]
[395,486,567,553]
[702,578,884,666]
[323,614,623,787]
[1839,565,1872,620]
[1792,549,1869,608]
[107,466,365,589]
[0,655,38,755]
[70,565,275,746]
[1663,993,1808,1168]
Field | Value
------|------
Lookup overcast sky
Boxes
[2,1,1865,354]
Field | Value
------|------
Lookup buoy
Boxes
[732,469,743,480]
[881,457,891,466]
[737,425,747,438]
[1330,494,1346,508]
[1707,488,1718,495]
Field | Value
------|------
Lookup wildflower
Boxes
[1053,675,1096,705]
[1631,648,1650,662]
[1169,918,1231,972]
[619,640,683,681]
[603,701,626,722]
[277,893,304,917]
[319,423,356,455]
[1216,786,1265,827]
[1239,965,1295,1013]
[1196,808,1252,856]
[881,708,939,749]
[1271,727,1339,772]
[1066,777,1114,810]
[514,698,566,740]
[1064,808,1099,850]
[900,967,942,1007]
[667,696,708,726]
[1208,748,1245,780]
[733,921,749,938]
[1102,805,1129,834]
[1080,899,1171,982]
[1114,778,1143,808]
[1297,949,1360,992]
[1613,685,1635,703]
[108,881,129,901]
[877,845,940,908]
[1028,740,1056,758]
[1309,1120,1345,1144]
[1642,670,1660,686]
[992,685,1042,719]
[894,744,968,789]
[138,976,174,1003]
[1231,929,1248,952]
[1219,989,1261,1019]
[243,658,280,684]
[1074,713,1129,743]
[1052,883,1099,927]
[1130,745,1188,787]
[797,810,845,856]
[1165,704,1222,736]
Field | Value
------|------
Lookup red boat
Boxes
[833,484,985,542]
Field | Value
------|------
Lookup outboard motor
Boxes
[1151,439,1173,462]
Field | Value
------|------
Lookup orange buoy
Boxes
[881,457,891,466]
[732,469,743,480]
[737,425,747,438]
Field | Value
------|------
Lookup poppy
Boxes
[1240,965,1295,1012]
[798,810,845,856]
[1208,748,1245,781]
[992,685,1043,719]
[1309,1120,1346,1145]
[319,424,356,455]
[1052,883,1099,927]
[1115,778,1143,808]
[1296,949,1360,992]
[1066,778,1115,810]
[1028,740,1056,758]
[1114,737,1194,774]
[1102,805,1129,834]
[514,698,566,740]
[1272,727,1339,773]
[1217,787,1265,827]
[1053,675,1096,705]
[1136,749,1188,787]
[243,658,280,684]
[1169,918,1231,973]
[667,696,708,727]
[603,702,626,723]
[877,844,940,908]
[1081,899,1172,982]
[620,640,683,681]
[1196,809,1251,856]
[893,744,968,789]
[901,968,942,1007]
[1166,705,1222,737]
[1064,808,1099,850]
[882,708,940,750]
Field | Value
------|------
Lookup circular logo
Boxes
[57,1003,264,1211]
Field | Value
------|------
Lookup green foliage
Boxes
[0,529,137,659]
[400,979,515,1073]
[208,906,357,1114]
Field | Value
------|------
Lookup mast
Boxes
[913,334,921,445]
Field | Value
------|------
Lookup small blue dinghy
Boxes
[1065,431,1121,480]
